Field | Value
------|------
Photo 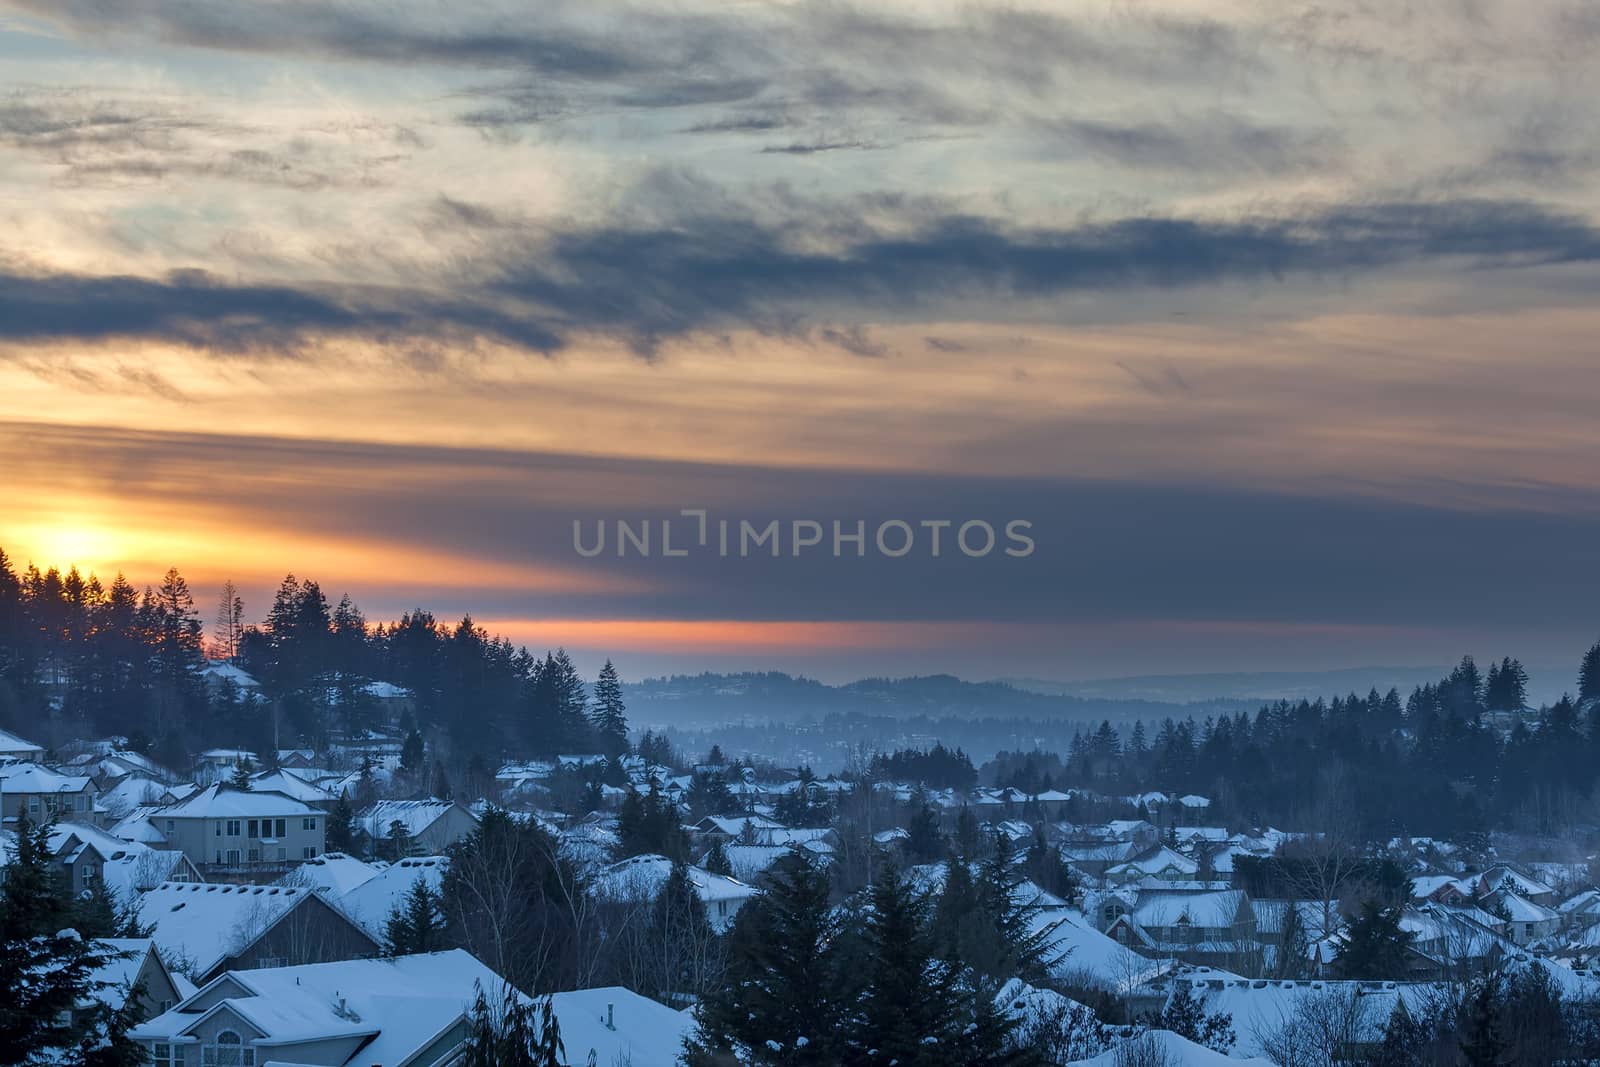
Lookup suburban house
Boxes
[137,881,382,983]
[1104,845,1199,885]
[1104,887,1258,969]
[596,853,761,932]
[157,784,327,874]
[354,799,479,857]
[129,950,693,1067]
[0,762,102,827]
[249,768,339,811]
[48,821,202,898]
[0,726,45,761]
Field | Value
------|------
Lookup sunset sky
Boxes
[3,0,1599,683]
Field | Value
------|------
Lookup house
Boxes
[285,851,384,898]
[595,853,760,932]
[0,762,102,827]
[130,951,694,1067]
[1105,845,1199,885]
[137,881,382,983]
[1483,888,1561,945]
[193,749,258,784]
[49,820,201,898]
[1104,887,1258,969]
[1179,976,1423,1062]
[354,799,479,857]
[1473,864,1557,907]
[0,726,45,761]
[157,784,326,874]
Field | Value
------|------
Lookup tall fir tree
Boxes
[589,659,630,757]
[385,878,446,956]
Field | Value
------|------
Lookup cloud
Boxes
[4,195,1600,355]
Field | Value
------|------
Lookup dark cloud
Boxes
[759,140,883,156]
[11,418,1600,635]
[1042,115,1341,174]
[4,196,1599,354]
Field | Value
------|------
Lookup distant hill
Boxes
[1000,666,1453,705]
[622,671,1252,731]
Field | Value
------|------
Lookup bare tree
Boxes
[213,580,244,663]
[1253,986,1372,1067]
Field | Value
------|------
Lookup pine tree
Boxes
[692,852,844,1065]
[385,878,446,956]
[1152,983,1235,1053]
[589,659,630,757]
[385,819,413,861]
[213,580,244,663]
[1580,639,1600,704]
[230,760,253,790]
[1274,901,1309,980]
[0,810,144,1064]
[461,985,565,1067]
[702,837,733,876]
[401,729,424,774]
[857,862,970,1066]
[1335,900,1415,979]
[327,792,356,854]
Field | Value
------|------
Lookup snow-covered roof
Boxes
[356,798,466,838]
[0,727,45,757]
[595,854,759,930]
[138,882,335,977]
[1107,846,1199,878]
[250,768,336,804]
[1132,888,1246,930]
[101,848,195,899]
[363,680,413,699]
[132,950,507,1065]
[164,783,320,819]
[284,851,382,898]
[199,662,260,688]
[0,762,92,794]
[1066,1028,1274,1066]
[336,856,448,939]
[1040,910,1171,994]
[98,774,179,815]
[1478,865,1555,899]
[1491,890,1559,924]
[548,986,697,1067]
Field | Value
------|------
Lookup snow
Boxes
[165,783,321,819]
[594,854,759,932]
[550,986,696,1067]
[1040,910,1171,994]
[356,798,461,839]
[137,882,320,977]
[336,856,448,938]
[0,726,46,757]
[282,851,382,897]
[0,761,92,794]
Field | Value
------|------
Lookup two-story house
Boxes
[0,762,102,827]
[159,784,326,874]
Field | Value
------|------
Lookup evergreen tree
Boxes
[327,792,356,854]
[905,796,945,864]
[856,862,971,1066]
[385,878,446,956]
[461,985,564,1067]
[1273,901,1309,980]
[589,659,630,757]
[431,760,452,801]
[1150,983,1235,1054]
[401,729,424,774]
[385,819,413,861]
[1580,639,1600,704]
[1335,901,1415,979]
[702,838,733,876]
[0,811,146,1065]
[692,853,844,1065]
[229,761,253,790]
[973,832,1057,981]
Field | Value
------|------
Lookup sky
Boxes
[2,0,1599,686]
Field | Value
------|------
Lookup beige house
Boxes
[158,784,326,875]
[0,762,101,827]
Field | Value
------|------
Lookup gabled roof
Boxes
[356,799,472,839]
[165,783,320,819]
[250,769,337,805]
[286,851,382,897]
[131,950,504,1065]
[137,881,377,977]
[0,727,44,755]
[0,762,92,793]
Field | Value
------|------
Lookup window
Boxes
[255,956,286,969]
[215,822,222,838]
[203,1030,254,1067]
[151,1042,177,1066]
[226,849,241,865]
[226,820,241,837]
[302,846,317,859]
[302,818,316,831]
[247,820,258,838]
[276,819,287,837]
[167,819,176,833]
[246,849,259,862]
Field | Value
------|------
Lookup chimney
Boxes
[606,1003,615,1030]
